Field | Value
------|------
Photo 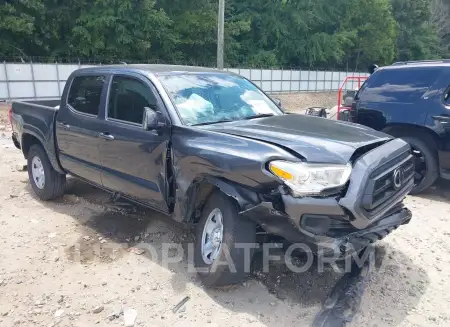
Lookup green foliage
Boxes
[0,0,45,56]
[70,0,171,60]
[339,0,398,68]
[0,0,445,68]
[225,0,397,69]
[392,0,443,61]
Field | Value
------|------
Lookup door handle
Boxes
[99,132,115,141]
[58,122,70,129]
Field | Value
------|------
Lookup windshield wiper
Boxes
[242,113,275,120]
[193,119,235,126]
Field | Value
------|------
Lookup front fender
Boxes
[204,176,260,210]
[170,126,299,223]
[172,175,261,223]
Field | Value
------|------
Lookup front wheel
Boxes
[194,192,256,287]
[400,136,438,194]
[27,144,66,200]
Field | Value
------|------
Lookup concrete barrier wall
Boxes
[0,62,368,100]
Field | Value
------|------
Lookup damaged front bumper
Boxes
[241,196,411,255]
[241,138,414,256]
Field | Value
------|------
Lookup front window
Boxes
[107,76,157,125]
[158,73,283,125]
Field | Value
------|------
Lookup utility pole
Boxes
[217,0,225,69]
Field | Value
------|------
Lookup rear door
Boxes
[56,74,107,185]
[98,73,171,212]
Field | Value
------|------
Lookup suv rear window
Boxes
[68,76,105,115]
[362,67,440,103]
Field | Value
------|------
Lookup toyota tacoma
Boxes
[10,65,413,286]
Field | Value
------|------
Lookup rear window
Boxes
[67,76,105,115]
[361,67,440,103]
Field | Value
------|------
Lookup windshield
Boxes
[158,73,283,125]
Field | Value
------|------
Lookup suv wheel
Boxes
[399,136,438,194]
[194,191,256,287]
[28,144,66,200]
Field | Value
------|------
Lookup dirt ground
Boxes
[0,100,449,327]
[275,92,338,113]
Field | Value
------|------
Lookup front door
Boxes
[98,74,171,212]
[56,75,107,185]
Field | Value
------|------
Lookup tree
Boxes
[70,0,172,61]
[0,0,45,57]
[339,0,398,69]
[431,0,450,54]
[391,0,442,61]
[0,0,445,68]
[156,0,251,66]
[228,0,397,69]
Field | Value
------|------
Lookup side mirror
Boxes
[143,107,164,131]
[272,97,282,107]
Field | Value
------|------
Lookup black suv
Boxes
[348,60,450,193]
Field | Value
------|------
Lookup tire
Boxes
[398,135,438,194]
[194,191,256,287]
[27,144,66,201]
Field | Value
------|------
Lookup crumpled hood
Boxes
[200,114,392,164]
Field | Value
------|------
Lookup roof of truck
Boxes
[381,60,450,71]
[76,64,223,74]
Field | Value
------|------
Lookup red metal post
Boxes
[337,76,368,120]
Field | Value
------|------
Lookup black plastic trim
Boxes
[339,138,413,229]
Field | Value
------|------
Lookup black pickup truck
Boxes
[10,65,413,286]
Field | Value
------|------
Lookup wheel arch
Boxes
[22,133,44,158]
[21,132,65,174]
[382,123,441,149]
[178,176,260,223]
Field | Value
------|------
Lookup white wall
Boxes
[0,62,368,100]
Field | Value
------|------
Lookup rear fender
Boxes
[21,128,64,174]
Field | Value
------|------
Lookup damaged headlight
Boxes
[268,161,352,196]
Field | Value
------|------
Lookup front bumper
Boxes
[241,138,414,255]
[242,197,411,255]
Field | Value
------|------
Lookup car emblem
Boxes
[393,168,404,189]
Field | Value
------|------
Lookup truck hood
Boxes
[200,114,392,164]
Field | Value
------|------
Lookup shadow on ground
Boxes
[413,178,450,203]
[27,178,429,327]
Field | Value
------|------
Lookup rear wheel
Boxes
[28,144,66,200]
[194,192,256,287]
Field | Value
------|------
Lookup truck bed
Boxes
[12,99,60,137]
[11,99,62,173]
[16,99,61,107]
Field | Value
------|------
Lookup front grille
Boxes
[362,153,414,212]
[338,138,414,227]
